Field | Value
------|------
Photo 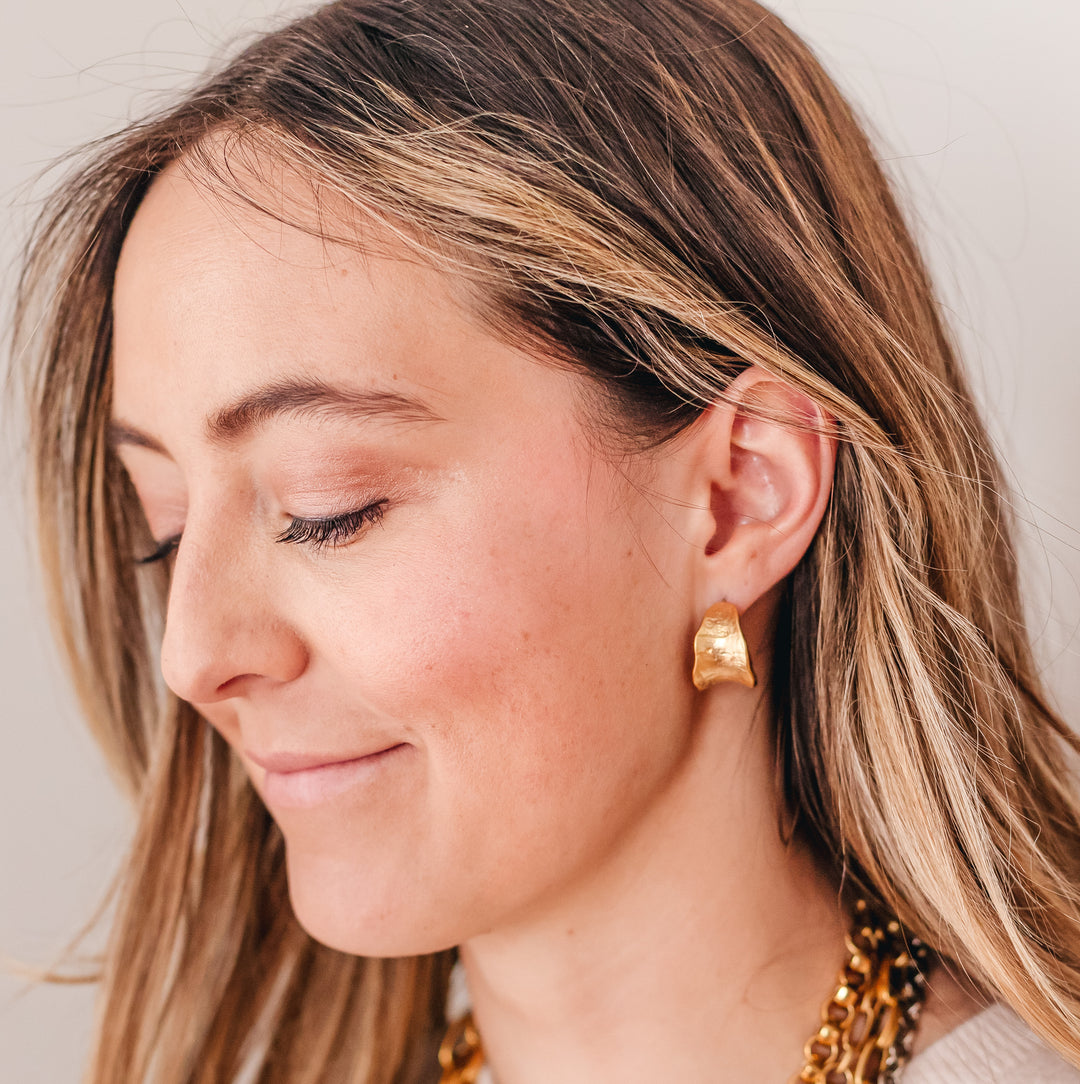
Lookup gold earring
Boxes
[691,601,756,690]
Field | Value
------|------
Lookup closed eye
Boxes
[135,500,389,565]
[136,534,181,566]
[274,500,389,552]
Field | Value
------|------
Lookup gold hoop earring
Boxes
[691,601,756,690]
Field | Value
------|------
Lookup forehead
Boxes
[109,153,550,441]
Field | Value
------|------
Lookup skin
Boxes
[110,154,978,1082]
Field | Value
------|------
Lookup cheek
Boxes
[280,449,696,947]
[318,462,678,757]
[430,487,685,800]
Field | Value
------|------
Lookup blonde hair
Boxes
[13,0,1080,1080]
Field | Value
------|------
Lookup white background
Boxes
[2,1,1077,1078]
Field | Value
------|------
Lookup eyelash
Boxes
[136,535,181,566]
[274,500,388,552]
[135,500,389,565]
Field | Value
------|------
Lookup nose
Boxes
[159,522,308,706]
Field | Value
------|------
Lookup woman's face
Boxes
[110,161,706,955]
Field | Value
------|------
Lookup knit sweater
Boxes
[903,1004,1079,1083]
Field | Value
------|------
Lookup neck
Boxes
[457,688,848,1084]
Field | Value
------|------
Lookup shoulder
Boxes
[904,1004,1080,1084]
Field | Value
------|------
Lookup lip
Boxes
[248,743,409,809]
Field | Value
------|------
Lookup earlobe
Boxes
[697,367,836,613]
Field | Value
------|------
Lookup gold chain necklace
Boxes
[437,900,929,1084]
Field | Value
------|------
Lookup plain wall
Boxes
[2,1,1077,1078]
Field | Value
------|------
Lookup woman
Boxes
[12,0,1080,1080]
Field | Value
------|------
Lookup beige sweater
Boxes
[903,1004,1079,1083]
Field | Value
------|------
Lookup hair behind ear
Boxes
[776,428,1080,1057]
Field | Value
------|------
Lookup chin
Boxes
[283,846,460,959]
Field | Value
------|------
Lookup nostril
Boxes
[214,672,266,699]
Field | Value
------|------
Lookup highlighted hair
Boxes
[13,1,1080,1079]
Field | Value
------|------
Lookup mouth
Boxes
[248,743,409,809]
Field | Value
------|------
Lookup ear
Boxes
[686,366,837,615]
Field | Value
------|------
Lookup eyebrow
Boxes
[108,377,441,454]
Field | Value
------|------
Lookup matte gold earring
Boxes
[691,601,756,690]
